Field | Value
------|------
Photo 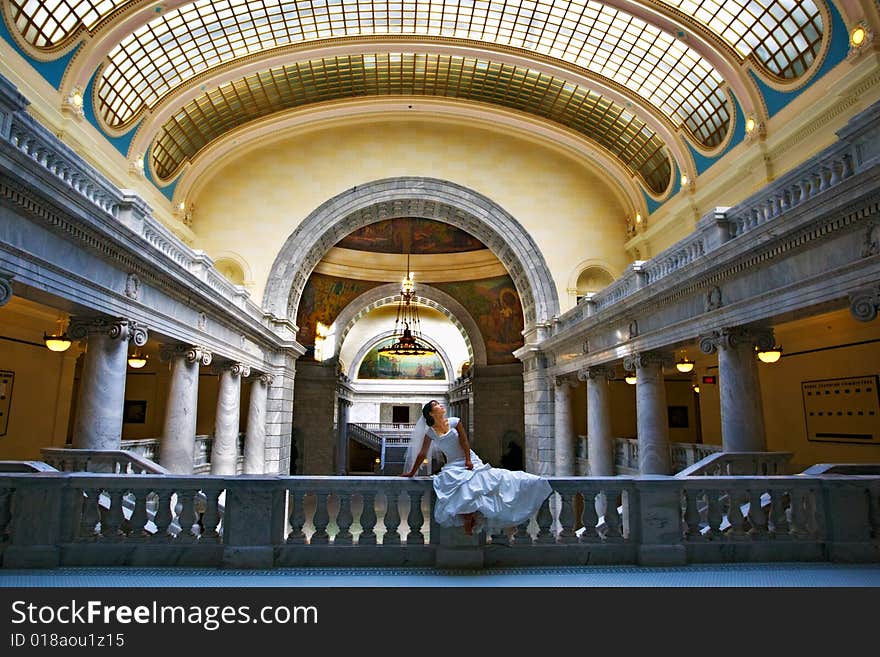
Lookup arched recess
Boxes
[566,259,617,307]
[330,282,489,368]
[262,177,560,339]
[348,329,456,384]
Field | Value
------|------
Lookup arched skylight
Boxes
[6,0,126,49]
[150,53,673,194]
[97,0,730,149]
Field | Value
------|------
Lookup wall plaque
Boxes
[803,375,879,444]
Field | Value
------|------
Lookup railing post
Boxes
[221,479,280,568]
[4,477,65,567]
[821,478,878,562]
[634,479,686,566]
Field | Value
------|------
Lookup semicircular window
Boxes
[357,339,446,381]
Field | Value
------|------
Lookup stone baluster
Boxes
[199,488,222,543]
[553,375,577,476]
[359,491,378,545]
[789,488,811,538]
[683,489,702,538]
[726,488,746,538]
[176,491,198,542]
[580,490,599,541]
[383,490,401,545]
[244,373,273,474]
[706,491,723,536]
[79,489,100,541]
[160,345,212,474]
[211,361,250,475]
[513,520,532,545]
[700,327,771,452]
[579,365,615,476]
[624,352,672,475]
[770,489,789,536]
[535,497,554,543]
[69,317,148,450]
[748,489,768,537]
[558,490,578,543]
[406,489,425,545]
[153,489,174,540]
[126,490,148,539]
[604,489,623,540]
[311,491,330,544]
[286,489,306,544]
[103,489,125,541]
[335,493,354,545]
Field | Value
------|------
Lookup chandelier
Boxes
[378,254,436,357]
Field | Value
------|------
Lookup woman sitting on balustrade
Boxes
[401,400,552,535]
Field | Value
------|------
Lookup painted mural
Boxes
[337,217,484,254]
[433,275,524,364]
[296,273,381,347]
[357,340,447,380]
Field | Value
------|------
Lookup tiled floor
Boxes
[1,563,879,587]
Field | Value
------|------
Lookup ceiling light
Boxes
[680,174,689,186]
[851,26,867,47]
[676,357,694,373]
[756,346,782,364]
[635,213,642,224]
[128,351,149,369]
[745,117,756,133]
[378,253,436,358]
[625,374,637,385]
[44,318,71,352]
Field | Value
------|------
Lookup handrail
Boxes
[675,451,793,478]
[40,448,170,474]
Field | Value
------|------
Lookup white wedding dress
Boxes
[428,417,552,532]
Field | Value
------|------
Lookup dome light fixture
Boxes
[675,356,694,373]
[756,345,783,364]
[127,350,148,369]
[43,318,71,352]
[625,374,637,385]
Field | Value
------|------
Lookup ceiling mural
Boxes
[336,218,485,255]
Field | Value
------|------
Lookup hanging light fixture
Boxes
[625,374,637,385]
[43,317,71,352]
[756,345,783,364]
[127,350,148,369]
[676,352,694,373]
[378,253,436,357]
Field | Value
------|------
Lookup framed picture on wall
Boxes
[667,405,689,429]
[123,400,147,424]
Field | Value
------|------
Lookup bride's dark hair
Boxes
[422,400,438,427]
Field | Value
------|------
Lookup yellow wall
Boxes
[191,119,631,314]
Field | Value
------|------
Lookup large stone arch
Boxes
[331,283,489,368]
[347,329,456,383]
[262,178,559,337]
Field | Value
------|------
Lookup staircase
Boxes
[347,423,416,475]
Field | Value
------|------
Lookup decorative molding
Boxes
[705,285,723,311]
[258,373,276,386]
[863,222,880,258]
[699,327,775,354]
[159,344,213,366]
[582,338,590,354]
[628,319,639,339]
[849,286,880,322]
[215,361,251,377]
[68,317,148,346]
[125,272,141,300]
[0,271,13,307]
[577,365,614,381]
[554,373,578,387]
[623,351,672,371]
[198,312,208,331]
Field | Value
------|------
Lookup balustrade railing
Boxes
[2,472,875,568]
[40,448,169,474]
[675,452,792,478]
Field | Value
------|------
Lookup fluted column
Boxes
[159,345,212,473]
[624,352,672,475]
[700,328,771,452]
[554,375,577,476]
[579,365,615,476]
[69,317,148,450]
[211,361,250,475]
[244,373,273,474]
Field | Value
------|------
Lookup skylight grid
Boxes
[8,0,125,48]
[662,0,823,79]
[99,0,728,147]
[151,52,671,192]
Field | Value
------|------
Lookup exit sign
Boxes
[702,375,717,384]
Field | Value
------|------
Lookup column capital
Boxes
[578,365,615,381]
[68,316,148,346]
[623,351,672,372]
[160,344,213,366]
[849,286,880,322]
[214,361,251,377]
[257,372,275,386]
[0,270,13,307]
[699,327,774,354]
[554,373,579,387]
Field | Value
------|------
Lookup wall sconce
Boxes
[851,25,867,47]
[756,345,783,364]
[44,318,71,352]
[675,355,694,373]
[680,174,689,187]
[127,350,149,369]
[625,374,637,385]
[693,384,700,394]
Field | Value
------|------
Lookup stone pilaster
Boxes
[69,317,148,450]
[553,374,577,476]
[579,365,615,476]
[159,345,212,474]
[518,351,554,476]
[211,361,250,475]
[244,373,273,474]
[700,327,771,452]
[624,352,672,475]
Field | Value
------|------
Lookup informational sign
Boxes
[802,375,880,444]
[0,370,13,437]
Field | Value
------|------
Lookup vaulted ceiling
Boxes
[4,0,834,204]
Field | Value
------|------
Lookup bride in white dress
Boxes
[401,400,552,535]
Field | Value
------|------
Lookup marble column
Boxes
[624,352,672,475]
[159,345,212,474]
[243,373,273,474]
[334,397,350,476]
[700,328,771,452]
[69,317,148,450]
[519,352,554,476]
[580,365,615,476]
[553,375,577,476]
[211,361,250,475]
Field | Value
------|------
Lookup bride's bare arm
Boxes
[456,423,473,470]
[401,435,431,477]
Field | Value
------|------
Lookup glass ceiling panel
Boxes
[99,0,730,148]
[151,53,672,194]
[7,0,127,48]
[661,0,823,79]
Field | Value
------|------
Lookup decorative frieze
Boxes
[577,365,615,381]
[863,222,879,258]
[124,273,141,300]
[68,317,148,346]
[705,285,723,312]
